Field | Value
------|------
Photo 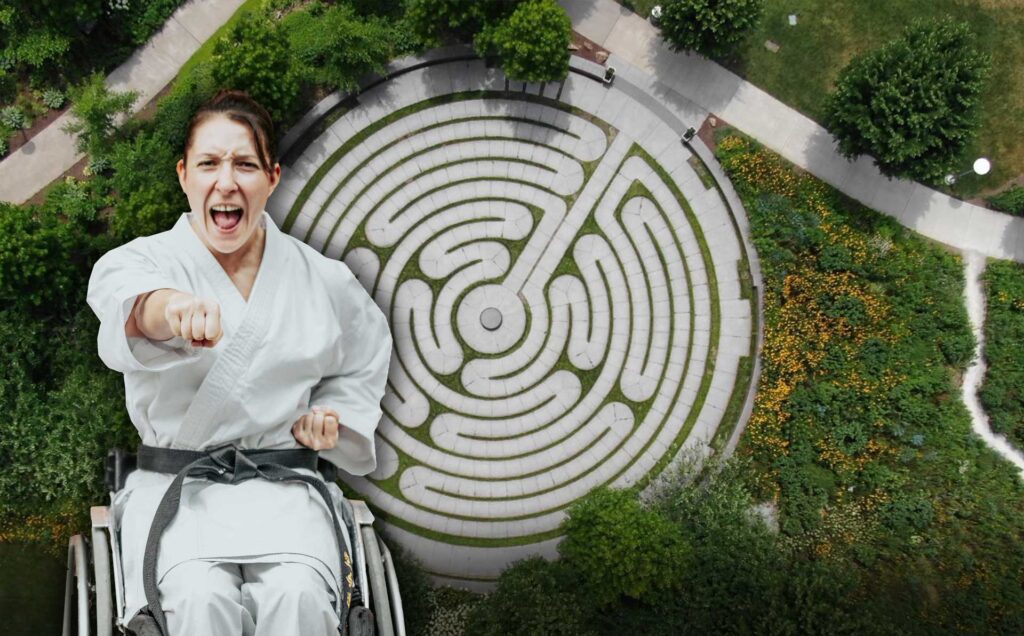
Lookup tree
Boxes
[559,487,689,608]
[210,13,301,123]
[476,0,571,83]
[659,0,764,57]
[404,0,518,47]
[61,73,137,160]
[283,4,393,92]
[823,19,990,184]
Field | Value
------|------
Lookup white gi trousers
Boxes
[161,560,339,636]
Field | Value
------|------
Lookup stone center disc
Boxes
[457,285,525,354]
[480,307,503,331]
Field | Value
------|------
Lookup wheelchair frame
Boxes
[62,451,405,636]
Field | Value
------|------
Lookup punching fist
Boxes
[292,406,341,451]
[164,291,223,347]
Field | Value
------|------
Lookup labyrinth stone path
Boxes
[268,53,759,588]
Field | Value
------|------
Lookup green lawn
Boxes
[623,0,1024,198]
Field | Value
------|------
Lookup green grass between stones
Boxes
[292,90,755,548]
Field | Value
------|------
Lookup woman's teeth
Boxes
[210,205,243,230]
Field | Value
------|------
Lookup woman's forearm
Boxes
[126,289,181,341]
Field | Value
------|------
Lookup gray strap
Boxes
[140,446,352,636]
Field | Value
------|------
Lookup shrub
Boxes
[62,73,138,159]
[980,260,1024,447]
[987,185,1024,216]
[659,0,764,57]
[210,13,301,123]
[0,105,27,130]
[41,88,65,109]
[0,202,99,316]
[283,4,394,92]
[475,0,571,83]
[823,19,990,184]
[405,0,520,47]
[559,487,689,608]
[717,132,1024,633]
[123,0,185,45]
[464,557,591,636]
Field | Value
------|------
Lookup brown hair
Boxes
[183,89,277,173]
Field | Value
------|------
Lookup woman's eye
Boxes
[198,160,215,167]
[239,162,258,169]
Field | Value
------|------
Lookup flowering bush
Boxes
[718,133,1024,631]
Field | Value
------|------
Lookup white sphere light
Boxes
[973,158,991,176]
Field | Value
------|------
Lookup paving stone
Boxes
[273,52,761,586]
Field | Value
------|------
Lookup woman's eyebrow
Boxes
[194,151,259,160]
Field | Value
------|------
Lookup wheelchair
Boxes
[62,449,405,636]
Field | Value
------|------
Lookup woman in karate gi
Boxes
[87,90,392,635]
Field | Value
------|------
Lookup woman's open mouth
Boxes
[210,204,244,233]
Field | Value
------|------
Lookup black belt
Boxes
[128,445,353,636]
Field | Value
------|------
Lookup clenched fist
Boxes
[292,405,340,451]
[164,292,223,347]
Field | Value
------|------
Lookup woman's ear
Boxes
[268,163,282,191]
[176,158,187,189]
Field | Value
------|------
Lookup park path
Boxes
[561,0,1024,264]
[961,252,1024,478]
[0,0,246,204]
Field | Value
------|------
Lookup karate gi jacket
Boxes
[86,212,392,623]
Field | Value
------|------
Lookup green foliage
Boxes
[717,132,1024,633]
[283,4,393,92]
[62,73,137,159]
[464,557,591,636]
[475,0,570,83]
[659,0,764,57]
[0,105,27,129]
[122,0,184,45]
[0,202,99,316]
[823,18,991,184]
[387,543,435,636]
[210,13,301,123]
[987,185,1024,216]
[40,87,64,109]
[404,0,519,48]
[0,0,184,85]
[559,487,689,607]
[980,260,1024,447]
[109,63,214,241]
[473,462,877,635]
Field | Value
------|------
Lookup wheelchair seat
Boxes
[63,448,405,636]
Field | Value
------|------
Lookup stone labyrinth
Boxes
[269,56,757,587]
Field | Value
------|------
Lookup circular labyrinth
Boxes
[270,57,757,587]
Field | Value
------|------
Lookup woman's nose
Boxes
[215,163,238,192]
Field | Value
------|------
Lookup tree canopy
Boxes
[658,0,764,57]
[823,18,991,184]
[475,0,570,83]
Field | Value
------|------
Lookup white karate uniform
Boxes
[87,212,392,634]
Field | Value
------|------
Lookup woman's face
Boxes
[177,115,280,255]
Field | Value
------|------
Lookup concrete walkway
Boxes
[0,0,246,205]
[561,0,1024,264]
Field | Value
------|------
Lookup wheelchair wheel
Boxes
[91,527,113,636]
[62,535,91,636]
[360,526,394,636]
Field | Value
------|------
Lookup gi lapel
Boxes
[174,213,284,450]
